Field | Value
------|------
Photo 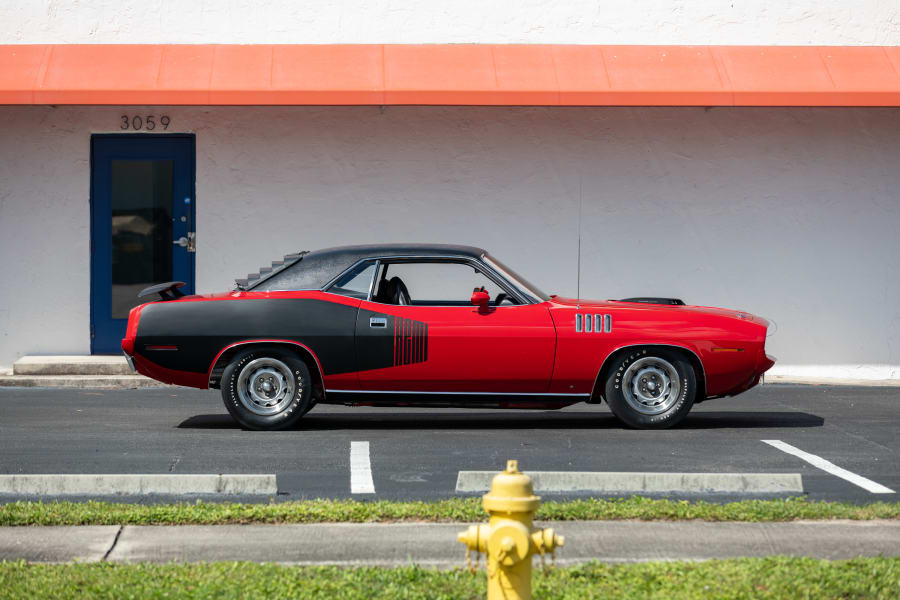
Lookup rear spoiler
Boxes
[138,281,186,301]
[618,297,686,306]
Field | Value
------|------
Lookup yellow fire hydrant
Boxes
[458,460,564,600]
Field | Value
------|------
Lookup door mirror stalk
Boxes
[471,288,491,313]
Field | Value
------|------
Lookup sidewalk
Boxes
[2,521,898,565]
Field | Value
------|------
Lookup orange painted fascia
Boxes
[1,44,899,106]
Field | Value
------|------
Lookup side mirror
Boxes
[471,289,490,309]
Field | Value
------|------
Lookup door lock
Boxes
[173,232,196,253]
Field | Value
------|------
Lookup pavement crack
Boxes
[168,457,181,472]
[102,525,124,562]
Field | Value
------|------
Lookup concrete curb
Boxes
[0,474,277,495]
[0,375,170,389]
[2,521,898,565]
[764,376,900,387]
[456,471,803,494]
[13,355,133,376]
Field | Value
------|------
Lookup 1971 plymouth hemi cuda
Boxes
[122,244,775,430]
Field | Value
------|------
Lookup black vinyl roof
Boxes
[307,243,486,262]
[239,243,487,291]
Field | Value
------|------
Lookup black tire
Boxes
[604,347,696,429]
[220,347,313,431]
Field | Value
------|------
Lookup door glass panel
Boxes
[110,159,173,318]
[373,262,511,305]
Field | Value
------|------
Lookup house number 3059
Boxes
[120,115,171,131]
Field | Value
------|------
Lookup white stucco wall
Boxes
[3,1,899,45]
[1,105,899,371]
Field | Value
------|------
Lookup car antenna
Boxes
[577,175,583,310]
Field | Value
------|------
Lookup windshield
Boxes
[482,253,550,303]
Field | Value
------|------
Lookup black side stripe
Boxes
[394,317,428,366]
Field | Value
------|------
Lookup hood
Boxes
[549,295,769,328]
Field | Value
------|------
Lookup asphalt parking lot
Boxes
[0,384,896,504]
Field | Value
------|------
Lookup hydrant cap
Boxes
[483,459,540,513]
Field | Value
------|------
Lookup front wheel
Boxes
[604,348,696,429]
[221,348,312,430]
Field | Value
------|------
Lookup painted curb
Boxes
[0,474,277,495]
[455,471,803,494]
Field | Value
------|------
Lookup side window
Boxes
[372,261,516,306]
[327,261,376,299]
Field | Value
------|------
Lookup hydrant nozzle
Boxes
[458,459,564,600]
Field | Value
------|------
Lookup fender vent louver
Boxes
[235,251,309,291]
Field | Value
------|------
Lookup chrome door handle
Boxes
[173,232,196,253]
[369,317,387,328]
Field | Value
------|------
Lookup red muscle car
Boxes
[122,244,775,430]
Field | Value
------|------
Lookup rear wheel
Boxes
[604,348,696,429]
[221,348,312,430]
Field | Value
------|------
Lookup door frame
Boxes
[89,133,196,354]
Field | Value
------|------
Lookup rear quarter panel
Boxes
[132,291,361,388]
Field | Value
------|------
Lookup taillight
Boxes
[121,304,145,354]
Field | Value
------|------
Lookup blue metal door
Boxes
[90,135,195,354]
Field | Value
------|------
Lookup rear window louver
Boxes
[235,251,309,291]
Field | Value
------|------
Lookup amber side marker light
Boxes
[711,348,744,352]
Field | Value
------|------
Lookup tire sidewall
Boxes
[605,348,696,429]
[221,348,312,431]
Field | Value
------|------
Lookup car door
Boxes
[355,259,556,393]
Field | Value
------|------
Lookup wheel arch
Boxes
[207,339,326,400]
[590,343,707,403]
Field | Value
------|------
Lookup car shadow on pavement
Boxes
[678,411,824,429]
[177,410,823,431]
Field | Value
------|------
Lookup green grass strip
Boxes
[2,496,899,526]
[1,557,898,599]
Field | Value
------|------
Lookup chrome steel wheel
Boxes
[621,356,681,416]
[235,357,296,416]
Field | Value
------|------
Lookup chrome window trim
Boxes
[366,259,380,302]
[323,254,534,306]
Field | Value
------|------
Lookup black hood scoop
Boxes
[618,297,686,306]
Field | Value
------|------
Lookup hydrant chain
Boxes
[465,546,480,574]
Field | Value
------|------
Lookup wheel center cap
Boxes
[262,381,273,393]
[647,381,657,391]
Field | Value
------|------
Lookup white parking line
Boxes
[762,439,895,494]
[350,441,375,494]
